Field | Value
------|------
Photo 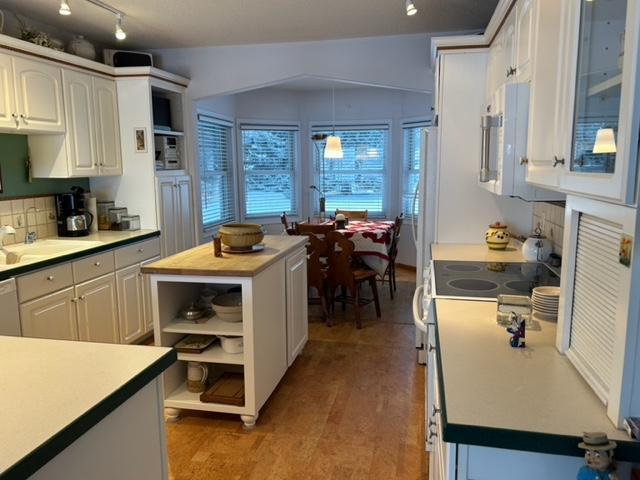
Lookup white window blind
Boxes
[240,125,298,218]
[312,126,388,217]
[568,213,622,403]
[197,114,235,229]
[402,125,425,218]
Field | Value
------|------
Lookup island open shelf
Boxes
[142,235,309,429]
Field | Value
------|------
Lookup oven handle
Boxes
[413,285,428,333]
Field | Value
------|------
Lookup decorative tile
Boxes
[47,223,58,236]
[36,211,48,225]
[10,199,23,214]
[26,212,37,227]
[13,228,25,243]
[46,197,56,209]
[35,197,47,210]
[12,214,24,228]
[0,215,11,227]
[37,225,48,238]
[47,210,57,223]
[23,197,35,209]
[0,201,11,216]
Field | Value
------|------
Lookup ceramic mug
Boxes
[187,361,208,393]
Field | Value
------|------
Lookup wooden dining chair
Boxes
[380,213,404,299]
[306,233,331,323]
[296,223,335,236]
[280,212,297,235]
[325,230,381,329]
[335,209,368,221]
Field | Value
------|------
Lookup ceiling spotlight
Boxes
[59,0,71,15]
[406,0,418,16]
[115,13,127,40]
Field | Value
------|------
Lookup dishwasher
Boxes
[0,278,21,336]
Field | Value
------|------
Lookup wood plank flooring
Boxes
[166,268,427,479]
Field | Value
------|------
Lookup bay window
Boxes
[402,124,427,218]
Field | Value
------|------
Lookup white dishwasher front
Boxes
[0,278,21,336]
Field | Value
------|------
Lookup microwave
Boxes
[479,83,563,201]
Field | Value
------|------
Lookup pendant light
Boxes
[59,0,71,15]
[406,0,418,16]
[325,87,343,159]
[592,128,617,154]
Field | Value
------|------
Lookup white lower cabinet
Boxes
[20,287,78,340]
[75,273,119,343]
[116,264,146,344]
[285,248,308,366]
[157,175,194,257]
[141,256,160,334]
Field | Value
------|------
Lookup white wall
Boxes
[153,34,433,100]
[197,85,430,265]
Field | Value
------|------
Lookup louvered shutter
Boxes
[569,213,622,403]
[197,115,235,229]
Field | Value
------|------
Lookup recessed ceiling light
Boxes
[406,0,418,16]
[59,0,71,15]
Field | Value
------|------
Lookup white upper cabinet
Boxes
[554,0,640,204]
[514,0,534,82]
[64,69,99,177]
[93,77,122,176]
[12,56,65,133]
[0,53,17,130]
[502,10,517,82]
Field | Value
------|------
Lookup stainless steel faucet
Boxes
[25,207,38,244]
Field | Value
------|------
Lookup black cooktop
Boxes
[433,261,560,299]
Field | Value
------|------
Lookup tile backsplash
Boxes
[0,196,58,245]
[532,202,565,257]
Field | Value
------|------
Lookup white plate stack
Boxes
[532,286,560,320]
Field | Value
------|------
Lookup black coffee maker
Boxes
[55,186,93,237]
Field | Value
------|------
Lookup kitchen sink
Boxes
[0,239,105,267]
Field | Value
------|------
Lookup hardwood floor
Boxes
[166,268,427,479]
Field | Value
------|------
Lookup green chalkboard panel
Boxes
[0,134,90,198]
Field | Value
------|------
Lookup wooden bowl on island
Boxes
[219,223,264,249]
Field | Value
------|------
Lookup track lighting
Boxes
[406,0,418,16]
[59,0,71,15]
[115,13,126,40]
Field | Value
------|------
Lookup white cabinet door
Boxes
[140,256,160,334]
[19,287,78,340]
[12,56,64,133]
[63,69,99,177]
[175,176,194,253]
[502,10,517,83]
[116,264,145,343]
[525,0,565,189]
[75,274,119,343]
[285,248,308,366]
[0,52,17,130]
[514,0,534,82]
[93,77,122,176]
[157,177,178,257]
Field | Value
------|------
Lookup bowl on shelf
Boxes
[219,336,244,354]
[219,224,264,249]
[213,292,243,322]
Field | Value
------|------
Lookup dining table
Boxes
[336,219,396,276]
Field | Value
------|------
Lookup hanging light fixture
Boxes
[406,0,418,16]
[115,13,127,40]
[59,0,72,15]
[325,88,344,159]
[592,128,617,153]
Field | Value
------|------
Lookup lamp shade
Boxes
[593,128,617,154]
[324,135,343,159]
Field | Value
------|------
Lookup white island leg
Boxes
[164,407,181,422]
[240,413,259,429]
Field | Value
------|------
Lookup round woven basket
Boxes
[219,223,264,248]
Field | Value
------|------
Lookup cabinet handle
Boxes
[79,295,86,301]
[506,66,517,78]
[428,419,436,429]
[46,275,55,281]
[432,405,441,416]
[11,113,18,126]
[94,261,101,267]
[553,156,565,167]
[428,427,438,439]
[428,343,437,352]
[71,297,78,303]
[138,248,144,252]
[20,114,27,123]
[519,156,529,165]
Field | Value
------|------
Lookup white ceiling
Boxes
[0,0,498,49]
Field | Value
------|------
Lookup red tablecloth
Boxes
[336,220,395,275]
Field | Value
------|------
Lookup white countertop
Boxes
[0,229,158,276]
[431,240,526,263]
[0,336,174,476]
[435,299,629,444]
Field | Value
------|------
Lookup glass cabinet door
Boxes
[570,0,627,174]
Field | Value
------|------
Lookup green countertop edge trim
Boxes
[0,347,177,480]
[0,231,161,281]
[433,303,640,463]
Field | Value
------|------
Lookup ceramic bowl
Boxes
[219,336,244,354]
[213,292,243,322]
[219,223,264,248]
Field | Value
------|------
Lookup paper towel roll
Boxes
[86,197,98,233]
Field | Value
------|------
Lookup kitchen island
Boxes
[142,235,308,428]
[0,336,175,480]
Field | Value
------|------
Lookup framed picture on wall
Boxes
[134,127,147,153]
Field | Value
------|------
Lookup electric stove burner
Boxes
[504,280,534,294]
[445,264,483,272]
[447,278,499,291]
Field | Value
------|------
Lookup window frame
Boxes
[401,118,430,220]
[309,120,391,219]
[237,119,302,222]
[195,109,239,237]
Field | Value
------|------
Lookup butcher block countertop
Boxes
[141,235,307,277]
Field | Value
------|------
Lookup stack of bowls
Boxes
[532,286,560,320]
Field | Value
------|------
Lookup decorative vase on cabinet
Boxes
[67,35,96,60]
